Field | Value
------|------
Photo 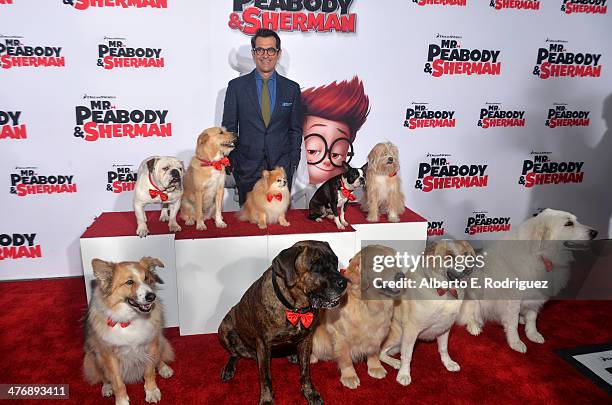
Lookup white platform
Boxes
[80,206,427,335]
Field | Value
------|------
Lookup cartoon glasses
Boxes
[304,134,354,167]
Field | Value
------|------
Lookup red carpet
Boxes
[1,277,611,404]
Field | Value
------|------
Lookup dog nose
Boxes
[145,292,156,302]
[589,229,598,239]
[335,277,347,290]
[387,157,394,163]
[394,272,405,282]
[171,169,180,178]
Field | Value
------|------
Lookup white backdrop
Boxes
[1,0,611,280]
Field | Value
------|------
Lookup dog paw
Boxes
[396,372,412,386]
[336,223,346,230]
[309,354,318,364]
[315,218,323,223]
[388,213,400,222]
[279,220,290,227]
[384,357,401,370]
[527,331,545,344]
[145,387,161,403]
[220,364,235,382]
[159,213,169,222]
[443,359,461,372]
[215,220,227,228]
[467,322,482,336]
[509,340,528,353]
[341,220,349,227]
[158,364,174,379]
[168,223,181,233]
[366,215,378,223]
[115,397,130,405]
[137,226,149,238]
[184,218,195,226]
[258,223,267,229]
[368,366,387,379]
[340,374,360,389]
[101,383,113,397]
[196,221,207,231]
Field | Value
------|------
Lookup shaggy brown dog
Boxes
[83,257,174,405]
[218,241,347,405]
[237,167,291,229]
[180,127,236,230]
[311,245,403,389]
[361,142,405,222]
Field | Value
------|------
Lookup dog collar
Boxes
[339,178,356,201]
[107,318,131,328]
[389,172,397,177]
[271,268,314,328]
[541,256,553,272]
[267,193,283,202]
[148,174,168,201]
[198,156,230,171]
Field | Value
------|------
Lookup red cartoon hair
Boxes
[301,76,370,142]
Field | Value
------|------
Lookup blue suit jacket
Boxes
[222,70,302,186]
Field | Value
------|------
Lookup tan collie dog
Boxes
[311,245,403,389]
[83,257,174,405]
[238,167,291,229]
[180,127,236,230]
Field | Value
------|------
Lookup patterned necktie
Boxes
[261,77,270,127]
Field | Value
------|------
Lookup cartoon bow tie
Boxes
[267,193,283,202]
[285,309,314,328]
[437,288,458,299]
[201,157,230,171]
[149,189,168,201]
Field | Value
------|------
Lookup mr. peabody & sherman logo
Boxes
[404,102,456,130]
[97,37,164,70]
[0,110,27,140]
[533,39,602,79]
[9,167,78,197]
[107,164,137,193]
[464,211,511,235]
[415,154,489,193]
[561,0,607,14]
[424,35,502,78]
[0,37,64,69]
[0,233,42,261]
[63,0,167,10]
[228,0,356,35]
[73,96,172,142]
[477,103,526,129]
[545,103,590,128]
[518,152,585,188]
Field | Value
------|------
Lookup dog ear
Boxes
[92,259,114,292]
[140,257,165,284]
[197,131,210,145]
[361,162,368,172]
[262,170,270,179]
[272,245,306,287]
[147,158,158,174]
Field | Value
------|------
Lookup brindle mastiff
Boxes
[218,240,348,405]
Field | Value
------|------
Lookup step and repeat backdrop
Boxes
[1,0,611,280]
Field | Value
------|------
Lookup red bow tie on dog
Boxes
[437,288,458,299]
[285,309,314,328]
[107,318,131,328]
[340,179,356,201]
[148,174,168,201]
[199,156,230,171]
[267,193,283,202]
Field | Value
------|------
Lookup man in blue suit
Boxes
[222,28,303,206]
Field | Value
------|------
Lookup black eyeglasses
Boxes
[304,134,354,167]
[252,47,279,56]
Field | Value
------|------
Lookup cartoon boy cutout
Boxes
[292,77,370,208]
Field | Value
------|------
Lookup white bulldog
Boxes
[133,156,184,237]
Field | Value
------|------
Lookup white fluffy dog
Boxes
[457,208,597,353]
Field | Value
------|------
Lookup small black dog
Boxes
[308,162,367,229]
